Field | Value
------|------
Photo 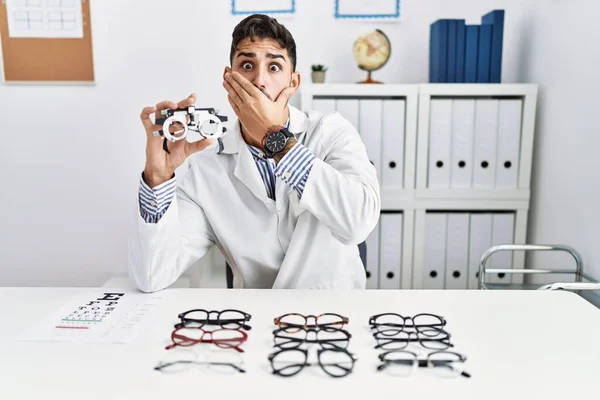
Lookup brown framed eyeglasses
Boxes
[165,326,248,353]
[273,313,349,331]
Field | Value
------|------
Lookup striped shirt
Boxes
[139,142,316,223]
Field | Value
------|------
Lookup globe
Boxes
[352,29,391,84]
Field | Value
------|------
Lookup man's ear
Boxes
[288,71,301,97]
[223,66,231,80]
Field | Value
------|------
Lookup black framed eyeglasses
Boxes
[272,325,352,350]
[373,328,453,351]
[369,313,446,336]
[268,347,357,378]
[176,309,252,330]
[273,313,348,331]
[377,350,471,378]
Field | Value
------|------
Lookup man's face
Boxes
[226,37,300,102]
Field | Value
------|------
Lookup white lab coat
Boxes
[128,105,381,291]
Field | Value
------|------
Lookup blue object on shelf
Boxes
[464,25,480,83]
[455,20,466,83]
[446,20,458,83]
[482,9,505,83]
[429,19,449,83]
[477,23,492,83]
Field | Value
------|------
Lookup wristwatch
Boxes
[262,125,294,158]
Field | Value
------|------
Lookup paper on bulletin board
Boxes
[231,0,296,15]
[335,0,402,20]
[16,291,164,344]
[6,0,83,38]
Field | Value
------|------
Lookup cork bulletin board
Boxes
[0,0,94,83]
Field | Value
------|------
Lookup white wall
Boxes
[0,0,566,287]
[516,0,600,281]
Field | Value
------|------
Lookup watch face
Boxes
[266,131,287,153]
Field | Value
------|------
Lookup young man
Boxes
[129,14,380,291]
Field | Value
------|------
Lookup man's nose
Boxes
[251,68,267,89]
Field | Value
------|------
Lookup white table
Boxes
[1,287,599,399]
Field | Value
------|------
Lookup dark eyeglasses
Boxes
[369,313,446,336]
[377,350,471,378]
[272,325,352,350]
[268,347,357,378]
[373,328,453,351]
[165,326,248,353]
[177,309,252,330]
[273,313,348,331]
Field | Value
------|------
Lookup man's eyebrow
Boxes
[236,52,286,61]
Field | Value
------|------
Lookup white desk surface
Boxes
[0,287,599,399]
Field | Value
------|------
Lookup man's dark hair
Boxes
[230,14,297,72]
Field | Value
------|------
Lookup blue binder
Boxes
[429,19,449,82]
[477,23,492,83]
[455,20,466,83]
[446,20,458,83]
[482,10,505,83]
[464,25,479,83]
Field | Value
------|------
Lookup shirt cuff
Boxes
[139,173,176,223]
[273,143,316,198]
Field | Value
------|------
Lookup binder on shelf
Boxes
[476,23,493,83]
[450,99,476,188]
[335,99,360,131]
[464,25,480,83]
[495,99,522,189]
[445,213,470,289]
[429,19,449,83]
[467,213,493,289]
[379,213,403,290]
[311,99,336,115]
[381,99,406,189]
[359,99,383,181]
[428,99,453,188]
[490,213,515,284]
[446,20,460,83]
[423,213,447,289]
[366,217,381,289]
[472,99,499,189]
[482,10,505,83]
[455,20,467,83]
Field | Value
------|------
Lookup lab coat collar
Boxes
[217,105,310,155]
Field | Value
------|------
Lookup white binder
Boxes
[428,100,453,188]
[472,100,499,189]
[423,213,447,289]
[335,99,360,130]
[444,213,470,289]
[496,100,523,188]
[359,99,383,180]
[382,99,406,189]
[450,100,476,188]
[365,215,381,289]
[490,213,515,284]
[311,98,336,115]
[379,213,403,289]
[467,213,493,289]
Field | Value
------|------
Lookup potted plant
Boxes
[311,64,328,83]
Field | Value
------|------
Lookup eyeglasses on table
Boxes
[154,348,246,374]
[165,325,248,353]
[273,312,349,331]
[377,350,471,378]
[373,327,453,351]
[176,309,252,330]
[369,313,446,336]
[272,325,352,350]
[268,347,357,378]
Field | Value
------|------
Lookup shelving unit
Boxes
[300,83,538,290]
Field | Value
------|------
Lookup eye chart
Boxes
[17,291,164,344]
